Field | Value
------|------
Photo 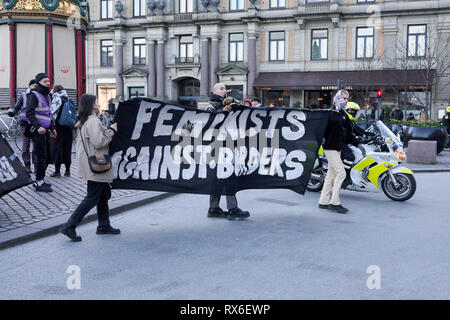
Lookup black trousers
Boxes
[67,181,111,228]
[53,123,73,172]
[31,130,50,181]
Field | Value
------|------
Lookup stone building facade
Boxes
[86,0,450,119]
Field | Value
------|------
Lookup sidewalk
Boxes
[406,148,450,172]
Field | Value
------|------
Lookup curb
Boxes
[0,192,177,251]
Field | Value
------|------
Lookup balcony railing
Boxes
[305,2,331,13]
[175,13,193,22]
[175,57,195,64]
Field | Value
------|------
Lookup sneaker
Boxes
[50,172,61,178]
[35,183,53,193]
[329,204,349,214]
[318,204,329,209]
[96,225,121,235]
[60,224,82,242]
[227,208,250,220]
[43,181,52,187]
[207,207,228,219]
[64,171,71,177]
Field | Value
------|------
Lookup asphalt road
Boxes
[0,172,448,299]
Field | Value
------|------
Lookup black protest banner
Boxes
[110,98,329,195]
[0,135,33,197]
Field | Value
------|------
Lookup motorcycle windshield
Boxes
[374,120,404,151]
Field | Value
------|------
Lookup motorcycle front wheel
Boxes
[381,173,416,201]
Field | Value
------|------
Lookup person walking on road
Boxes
[318,89,358,214]
[60,94,120,242]
[26,73,57,192]
[50,85,73,177]
[8,79,37,173]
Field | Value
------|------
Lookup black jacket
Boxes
[25,84,54,130]
[208,94,224,112]
[391,109,404,121]
[323,110,359,151]
[442,113,450,134]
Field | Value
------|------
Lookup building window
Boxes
[129,87,145,98]
[101,40,114,67]
[134,0,146,16]
[100,0,113,19]
[133,38,146,65]
[229,33,244,62]
[229,0,245,10]
[306,0,330,2]
[270,0,286,8]
[311,29,328,60]
[179,35,194,63]
[356,27,374,59]
[407,25,427,58]
[180,0,193,13]
[269,31,285,61]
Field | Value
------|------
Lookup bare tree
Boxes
[385,26,450,119]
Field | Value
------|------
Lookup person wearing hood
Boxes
[50,85,73,178]
[8,79,37,173]
[25,73,57,192]
[318,90,359,214]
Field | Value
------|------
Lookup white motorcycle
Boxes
[307,121,416,201]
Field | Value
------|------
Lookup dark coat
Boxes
[323,110,359,151]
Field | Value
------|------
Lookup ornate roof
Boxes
[0,0,90,25]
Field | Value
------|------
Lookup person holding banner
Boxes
[60,94,119,242]
[318,89,358,214]
[8,79,38,173]
[25,73,57,192]
[204,83,250,220]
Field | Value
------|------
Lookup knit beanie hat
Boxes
[35,73,49,83]
[28,79,37,86]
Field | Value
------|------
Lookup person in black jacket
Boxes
[8,79,37,173]
[318,90,359,214]
[26,73,57,192]
[204,83,250,221]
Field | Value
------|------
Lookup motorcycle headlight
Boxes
[394,150,406,161]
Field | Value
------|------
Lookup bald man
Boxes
[206,83,250,220]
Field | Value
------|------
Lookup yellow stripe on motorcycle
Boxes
[318,146,324,157]
[367,162,396,189]
[400,167,414,175]
[353,158,376,171]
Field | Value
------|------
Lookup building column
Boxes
[81,30,87,95]
[156,39,165,98]
[8,22,16,107]
[115,40,125,99]
[210,36,220,90]
[200,36,210,97]
[76,28,83,99]
[147,40,156,97]
[46,23,54,89]
[247,33,257,97]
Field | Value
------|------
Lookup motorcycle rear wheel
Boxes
[381,173,416,201]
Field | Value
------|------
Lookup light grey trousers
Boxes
[210,195,238,210]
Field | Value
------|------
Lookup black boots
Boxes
[96,225,121,235]
[227,208,250,220]
[60,224,82,242]
[207,207,228,218]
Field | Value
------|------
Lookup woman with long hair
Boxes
[60,94,119,242]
